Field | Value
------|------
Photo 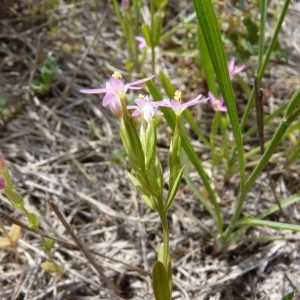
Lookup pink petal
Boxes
[183,95,204,108]
[126,75,155,88]
[233,65,246,74]
[103,93,118,107]
[135,36,146,49]
[108,77,125,92]
[228,57,235,73]
[208,91,216,105]
[80,88,109,94]
[131,110,141,117]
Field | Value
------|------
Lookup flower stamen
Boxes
[174,90,182,101]
[112,71,122,79]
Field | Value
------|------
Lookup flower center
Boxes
[174,90,182,101]
[112,71,122,79]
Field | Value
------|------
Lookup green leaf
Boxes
[165,167,184,212]
[0,168,14,190]
[4,189,24,208]
[145,120,157,169]
[281,291,296,300]
[154,156,164,192]
[27,212,39,228]
[141,23,153,47]
[168,134,180,189]
[157,243,173,293]
[152,13,163,46]
[155,0,168,9]
[41,232,56,253]
[197,26,217,95]
[41,261,64,273]
[192,0,245,187]
[240,218,300,232]
[127,172,158,211]
[120,116,145,173]
[159,71,176,98]
[152,261,171,300]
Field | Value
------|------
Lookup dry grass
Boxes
[0,1,300,299]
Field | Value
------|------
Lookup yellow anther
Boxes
[138,94,145,98]
[112,71,122,79]
[174,90,182,101]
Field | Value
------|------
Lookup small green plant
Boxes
[80,70,211,299]
[0,155,64,274]
[31,56,58,95]
[0,95,8,122]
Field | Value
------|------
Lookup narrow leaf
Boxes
[127,172,158,211]
[192,0,245,186]
[165,167,184,212]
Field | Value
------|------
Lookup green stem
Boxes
[159,212,170,268]
[210,111,221,167]
[150,0,156,74]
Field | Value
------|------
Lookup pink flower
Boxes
[121,0,129,11]
[208,91,227,112]
[135,36,146,49]
[80,72,154,117]
[228,57,245,80]
[160,91,207,115]
[0,176,5,190]
[127,95,162,123]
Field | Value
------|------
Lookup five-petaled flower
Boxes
[208,91,227,112]
[228,57,245,80]
[160,90,207,116]
[80,72,154,117]
[127,95,162,123]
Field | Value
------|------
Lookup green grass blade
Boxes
[192,0,245,187]
[257,0,267,71]
[246,88,300,191]
[240,0,291,132]
[197,26,217,96]
[241,218,300,232]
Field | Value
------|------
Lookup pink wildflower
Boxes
[135,36,146,49]
[80,72,154,117]
[160,90,207,115]
[228,57,245,80]
[127,95,162,123]
[0,176,5,190]
[121,0,129,11]
[208,91,227,112]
